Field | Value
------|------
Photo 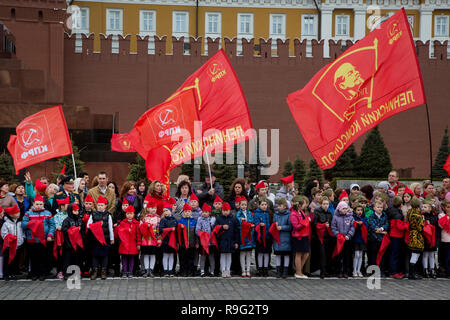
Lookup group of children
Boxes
[1,178,450,281]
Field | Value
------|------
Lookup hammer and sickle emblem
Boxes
[209,63,220,75]
[22,128,40,147]
[159,109,175,127]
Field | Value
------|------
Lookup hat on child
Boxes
[378,181,390,190]
[183,203,192,211]
[189,194,199,202]
[338,190,349,200]
[97,196,108,204]
[255,181,266,189]
[167,197,176,205]
[163,203,173,211]
[202,203,212,212]
[122,198,129,205]
[84,194,94,203]
[213,196,223,203]
[72,204,79,211]
[222,202,231,211]
[34,194,44,203]
[280,174,294,184]
[336,201,349,213]
[125,205,135,213]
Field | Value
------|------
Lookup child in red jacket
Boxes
[117,206,141,277]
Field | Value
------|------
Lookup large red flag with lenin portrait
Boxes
[136,49,254,190]
[7,106,73,174]
[286,8,426,170]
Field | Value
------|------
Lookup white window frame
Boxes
[172,11,189,55]
[204,12,222,54]
[335,14,350,38]
[237,13,254,55]
[72,7,89,35]
[434,15,449,37]
[139,10,156,55]
[106,8,123,36]
[407,15,415,36]
[301,14,318,58]
[269,14,286,54]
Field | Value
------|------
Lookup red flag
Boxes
[444,155,450,176]
[376,234,391,266]
[332,233,346,259]
[68,226,84,251]
[111,133,137,153]
[177,224,189,248]
[269,223,280,245]
[27,220,46,247]
[53,229,64,259]
[439,216,450,234]
[423,224,436,248]
[255,224,266,247]
[2,234,18,264]
[197,230,210,255]
[60,164,65,175]
[161,227,177,251]
[89,221,107,246]
[287,9,426,169]
[210,225,224,249]
[240,221,253,245]
[7,106,73,174]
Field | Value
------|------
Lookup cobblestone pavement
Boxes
[0,276,448,300]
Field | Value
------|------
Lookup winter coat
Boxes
[367,212,389,242]
[22,208,56,243]
[61,207,83,250]
[290,209,311,239]
[178,216,198,249]
[87,186,116,214]
[196,215,216,245]
[195,182,225,207]
[274,186,295,209]
[117,219,141,255]
[13,196,31,219]
[54,210,68,229]
[352,215,368,244]
[331,211,355,239]
[159,215,178,251]
[140,214,161,247]
[387,207,408,238]
[407,208,424,252]
[313,207,333,241]
[214,214,239,253]
[248,196,275,218]
[253,208,271,240]
[87,211,114,242]
[1,215,25,247]
[236,209,255,249]
[272,209,292,252]
[191,208,202,221]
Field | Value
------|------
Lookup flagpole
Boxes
[425,103,433,183]
[71,153,77,179]
[204,149,214,191]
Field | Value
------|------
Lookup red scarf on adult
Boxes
[2,234,17,264]
[161,227,177,251]
[332,233,346,259]
[376,234,391,266]
[68,226,84,251]
[240,221,253,245]
[269,223,280,245]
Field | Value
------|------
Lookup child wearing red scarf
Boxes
[290,195,311,279]
[422,200,439,278]
[139,200,161,277]
[1,206,25,280]
[61,204,84,280]
[117,206,141,278]
[438,200,450,278]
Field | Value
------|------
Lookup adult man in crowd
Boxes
[87,171,116,213]
[53,176,80,211]
[195,172,224,207]
[443,177,450,194]
[388,170,400,190]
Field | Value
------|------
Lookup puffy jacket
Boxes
[352,214,368,244]
[290,209,311,239]
[214,214,239,253]
[196,216,216,245]
[117,219,141,255]
[272,209,292,252]
[1,215,25,247]
[253,208,271,240]
[331,211,355,239]
[236,209,255,249]
[387,207,408,238]
[367,212,389,242]
[178,216,198,249]
[22,208,55,243]
[54,210,68,229]
[61,206,84,250]
[140,214,161,247]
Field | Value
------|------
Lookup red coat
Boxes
[290,209,311,239]
[117,219,142,255]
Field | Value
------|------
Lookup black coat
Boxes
[61,207,84,251]
[387,207,403,221]
[313,207,333,241]
[214,214,239,253]
[423,212,440,251]
[159,215,178,253]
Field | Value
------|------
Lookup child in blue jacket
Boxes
[253,197,272,277]
[273,198,292,278]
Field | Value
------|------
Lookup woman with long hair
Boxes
[228,178,247,211]
[136,181,148,198]
[174,180,192,220]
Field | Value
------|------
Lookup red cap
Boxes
[5,205,20,215]
[56,196,70,205]
[255,181,266,189]
[122,198,129,205]
[202,203,212,212]
[35,179,47,193]
[167,197,176,205]
[404,186,414,195]
[189,194,199,202]
[72,204,79,211]
[222,202,231,211]
[213,196,223,203]
[339,190,349,200]
[147,199,157,208]
[84,194,94,203]
[34,194,44,203]
[125,205,135,213]
[235,196,247,203]
[144,194,152,202]
[163,203,173,210]
[97,196,108,204]
[280,174,294,184]
[183,203,192,211]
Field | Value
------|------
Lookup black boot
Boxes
[257,268,263,277]
[430,268,437,279]
[423,268,429,278]
[409,263,422,280]
[282,267,288,279]
[276,267,282,278]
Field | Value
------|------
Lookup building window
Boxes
[205,12,222,54]
[335,15,349,37]
[237,13,253,55]
[140,10,156,33]
[173,11,189,34]
[302,14,317,37]
[435,15,449,37]
[72,7,89,34]
[106,8,123,35]
[269,14,285,53]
